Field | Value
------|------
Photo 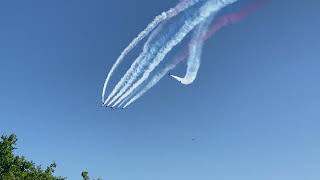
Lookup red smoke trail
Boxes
[172,0,270,65]
[203,0,270,40]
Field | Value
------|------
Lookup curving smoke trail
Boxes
[102,0,202,104]
[118,14,215,108]
[121,0,269,108]
[102,0,269,109]
[170,12,215,85]
[111,0,237,107]
[105,0,210,106]
[170,0,270,84]
[123,49,187,108]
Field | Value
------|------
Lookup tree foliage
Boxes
[0,134,101,180]
[81,171,102,180]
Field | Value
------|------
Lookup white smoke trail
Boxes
[118,19,210,108]
[112,0,232,107]
[123,62,179,108]
[102,15,163,104]
[102,0,202,104]
[170,12,215,84]
[106,20,172,106]
[119,14,215,107]
[106,1,199,106]
[119,20,209,107]
[101,0,271,108]
[125,0,267,107]
[106,1,213,106]
[106,52,149,106]
[105,1,205,106]
[105,22,165,106]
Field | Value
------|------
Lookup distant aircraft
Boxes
[98,102,127,111]
[168,72,182,83]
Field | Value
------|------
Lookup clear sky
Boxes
[1,0,320,180]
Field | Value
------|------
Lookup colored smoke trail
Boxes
[101,0,269,108]
[106,0,211,106]
[122,0,269,108]
[170,0,271,84]
[111,0,237,107]
[170,12,215,85]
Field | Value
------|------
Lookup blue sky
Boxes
[1,0,320,179]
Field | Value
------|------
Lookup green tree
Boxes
[81,171,102,180]
[81,171,89,180]
[0,134,101,180]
